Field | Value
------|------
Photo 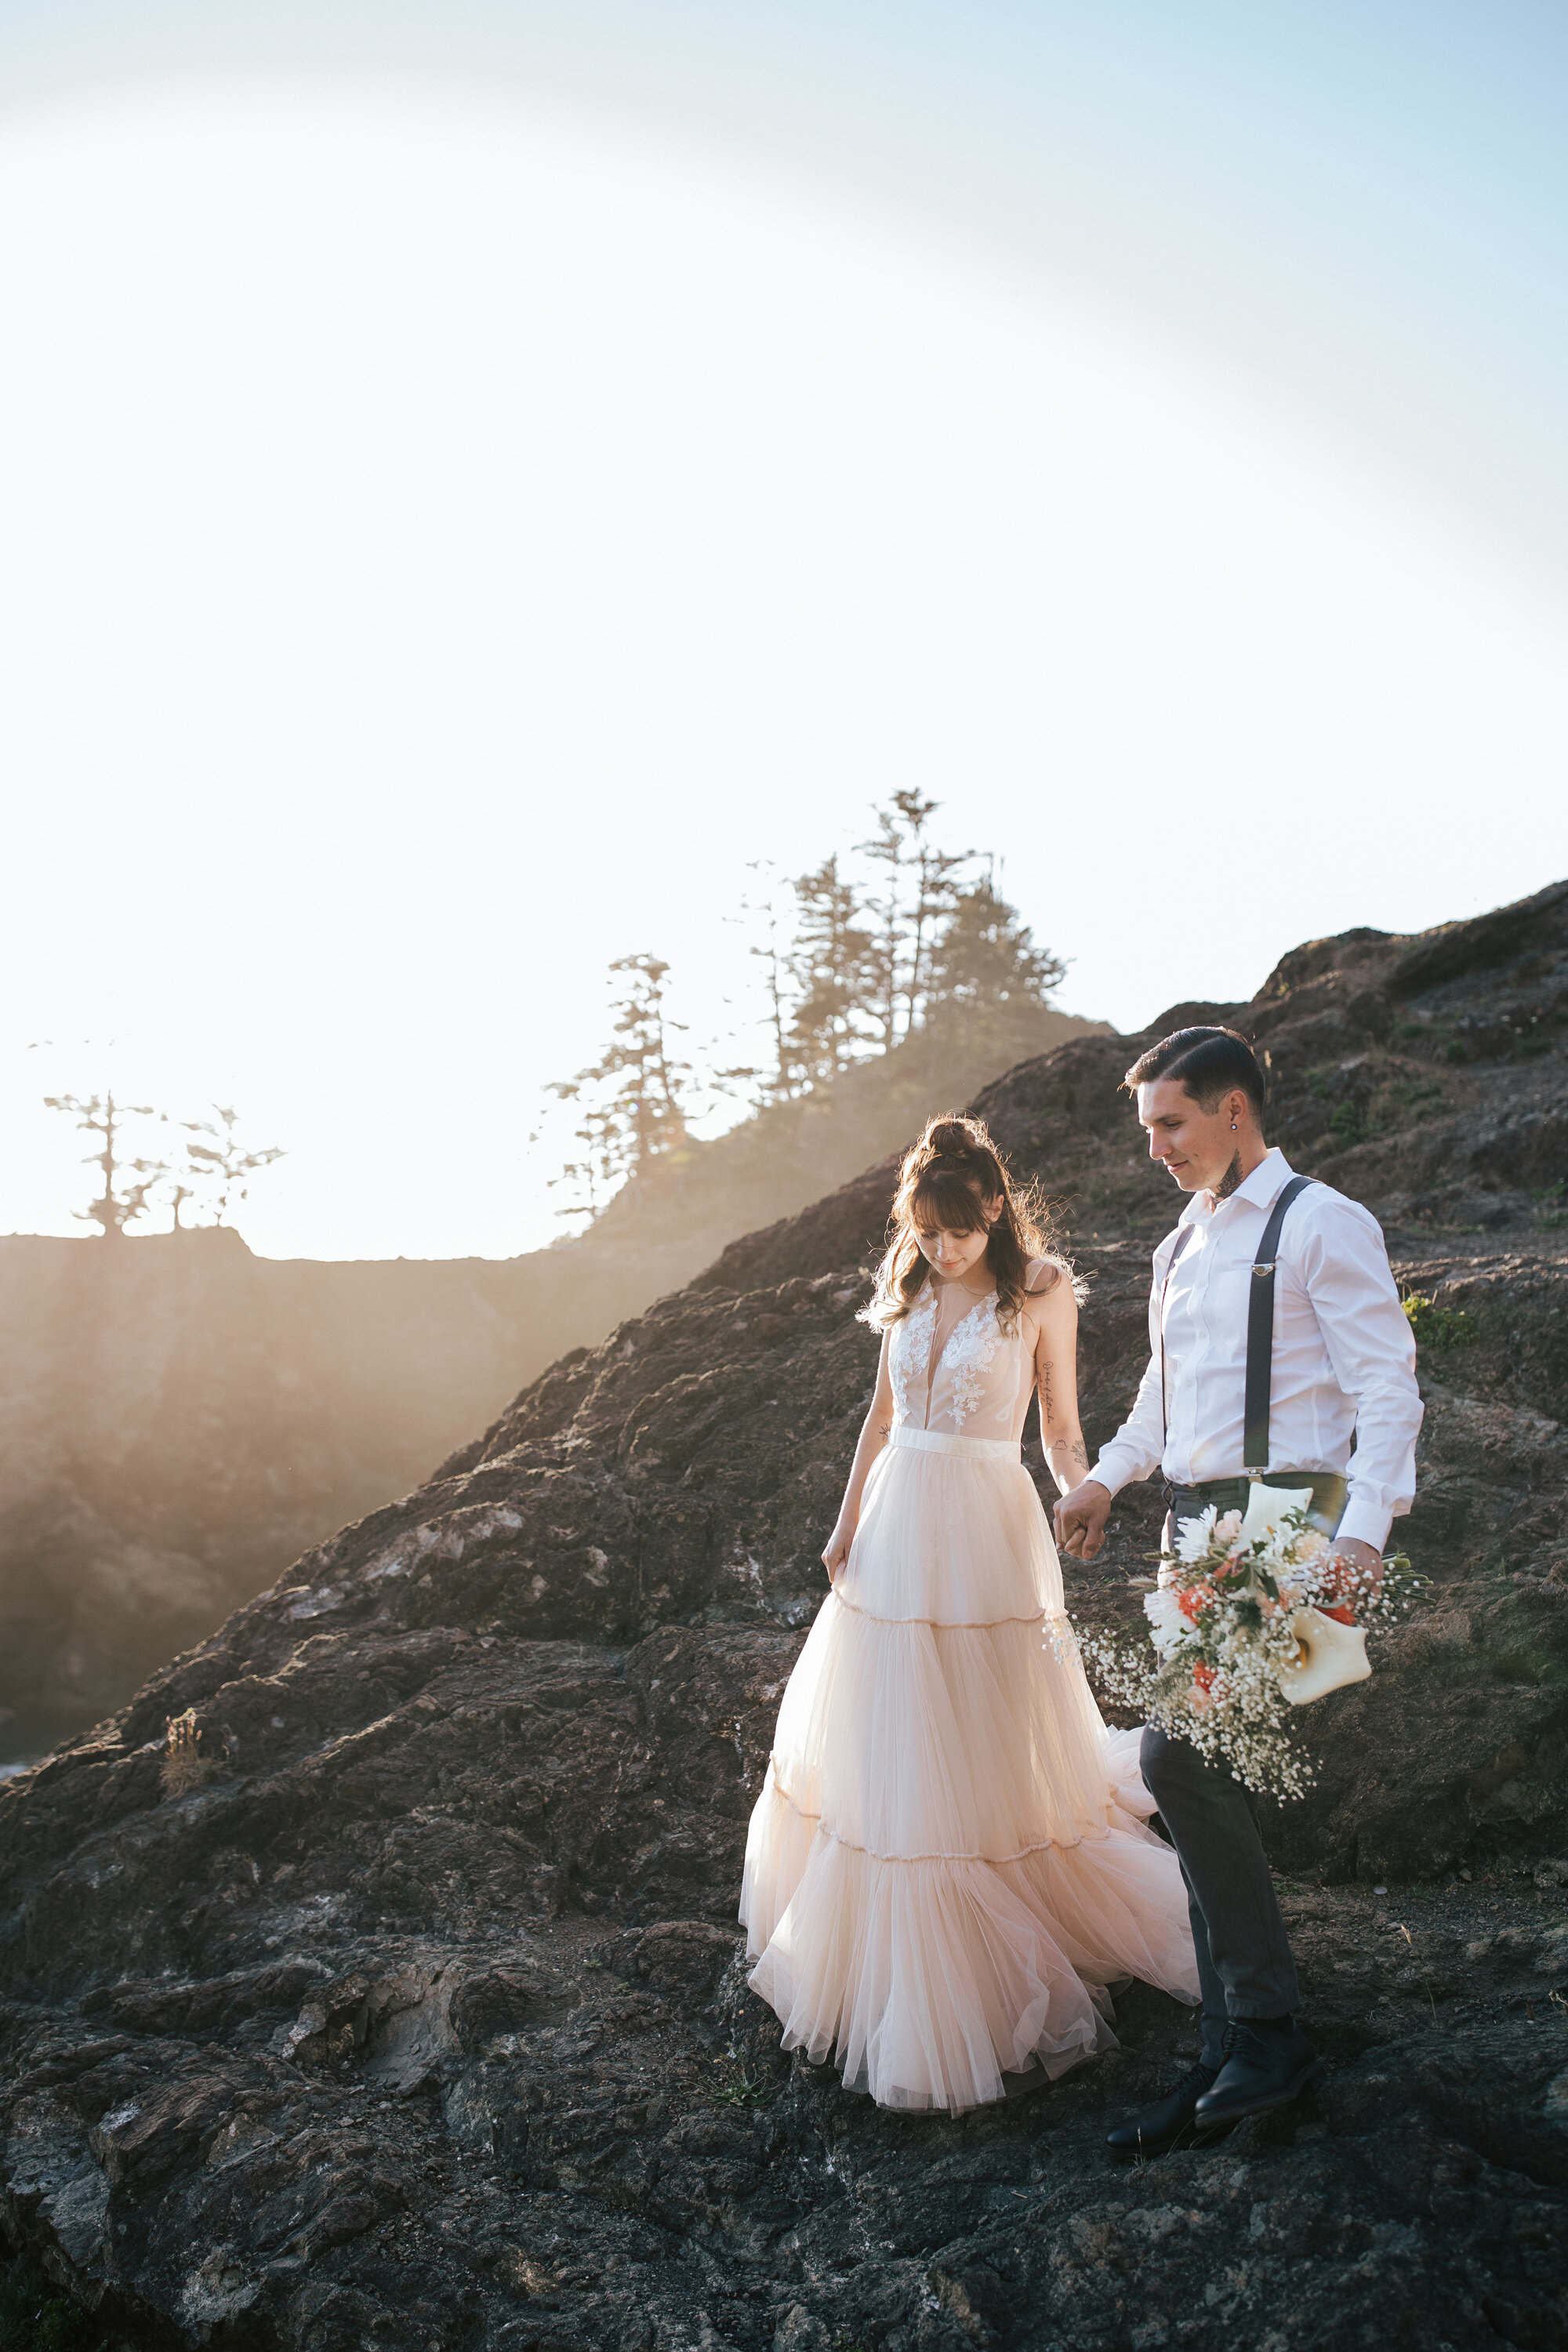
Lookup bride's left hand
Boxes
[822,1519,855,1580]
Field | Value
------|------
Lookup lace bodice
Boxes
[888,1282,1033,1440]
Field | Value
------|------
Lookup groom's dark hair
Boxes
[1123,1026,1266,1115]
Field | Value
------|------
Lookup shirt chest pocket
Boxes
[1177,1252,1253,1356]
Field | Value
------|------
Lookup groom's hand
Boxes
[1055,1479,1112,1561]
[1323,1536,1383,1606]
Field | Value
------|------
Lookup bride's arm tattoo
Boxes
[1042,1431,1090,1494]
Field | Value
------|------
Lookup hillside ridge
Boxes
[0,1004,1105,1760]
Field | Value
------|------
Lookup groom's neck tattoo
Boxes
[1213,1153,1244,1201]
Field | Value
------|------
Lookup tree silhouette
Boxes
[741,862,798,1106]
[545,816,1069,1231]
[858,790,973,1050]
[547,953,694,1223]
[785,857,878,1086]
[179,1106,285,1225]
[43,1092,165,1240]
[928,880,1066,1011]
[924,880,1067,1058]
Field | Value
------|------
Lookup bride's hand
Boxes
[1054,1478,1112,1561]
[822,1519,855,1579]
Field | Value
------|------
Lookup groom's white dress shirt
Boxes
[1091,1148,1422,1553]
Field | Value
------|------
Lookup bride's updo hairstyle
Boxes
[863,1113,1064,1334]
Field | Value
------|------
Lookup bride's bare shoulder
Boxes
[1022,1256,1076,1312]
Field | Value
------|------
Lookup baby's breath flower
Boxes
[1060,1509,1424,1799]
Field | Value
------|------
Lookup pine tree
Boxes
[739,862,800,1106]
[924,881,1067,1056]
[546,953,693,1221]
[43,1091,165,1240]
[180,1106,285,1226]
[539,826,1072,1234]
[784,857,877,1086]
[44,1094,284,1236]
[857,798,920,1054]
[858,790,973,1047]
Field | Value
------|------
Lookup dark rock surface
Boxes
[3,880,1567,2348]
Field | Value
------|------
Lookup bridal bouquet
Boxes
[1066,1502,1421,1801]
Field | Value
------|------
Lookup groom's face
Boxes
[1136,1078,1236,1193]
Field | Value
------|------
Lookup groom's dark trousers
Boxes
[1139,1479,1305,2063]
[1139,1729,1301,2068]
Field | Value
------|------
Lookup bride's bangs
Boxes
[907,1167,990,1236]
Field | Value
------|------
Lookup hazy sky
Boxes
[3,2,1566,1260]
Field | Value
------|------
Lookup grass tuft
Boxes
[158,1708,216,1798]
[711,2071,773,2108]
[710,2041,777,2109]
[1403,1293,1478,1350]
[1534,1181,1568,1232]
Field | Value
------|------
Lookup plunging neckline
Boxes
[921,1283,998,1428]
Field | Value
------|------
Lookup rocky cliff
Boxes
[0,1231,564,1765]
[1,1010,1102,1765]
[2,882,1566,2350]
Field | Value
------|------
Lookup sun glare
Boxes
[2,89,1563,1257]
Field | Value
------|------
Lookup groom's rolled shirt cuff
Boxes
[1087,1447,1148,1501]
[1333,1495,1396,1555]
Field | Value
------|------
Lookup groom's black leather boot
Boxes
[1105,2060,1219,2158]
[1192,2016,1319,2129]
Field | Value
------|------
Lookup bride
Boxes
[740,1114,1199,2111]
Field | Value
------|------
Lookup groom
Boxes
[1054,1026,1421,2154]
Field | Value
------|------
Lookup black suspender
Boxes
[1243,1175,1314,1471]
[1159,1224,1195,1449]
[1158,1174,1315,1470]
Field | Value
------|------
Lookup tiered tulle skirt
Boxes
[740,1426,1200,2111]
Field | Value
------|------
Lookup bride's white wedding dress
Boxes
[740,1278,1200,2111]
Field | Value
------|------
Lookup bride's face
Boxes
[913,1196,1000,1285]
